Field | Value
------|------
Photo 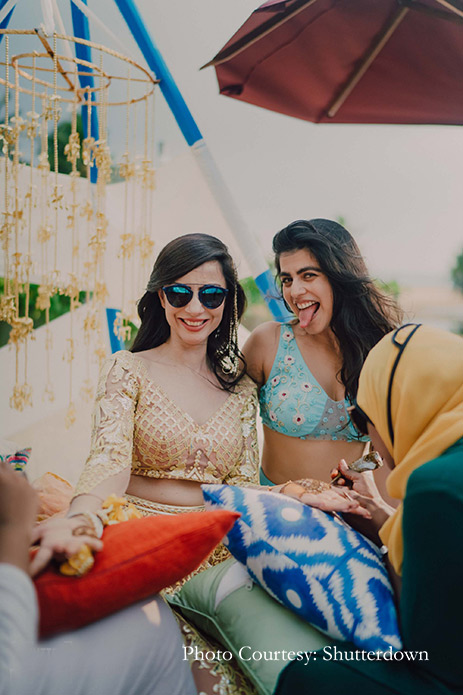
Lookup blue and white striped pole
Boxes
[113,0,290,321]
[0,0,17,44]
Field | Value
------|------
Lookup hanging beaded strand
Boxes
[0,30,156,420]
[1,36,15,327]
[63,61,81,429]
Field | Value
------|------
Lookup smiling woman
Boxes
[31,233,260,695]
[243,219,403,487]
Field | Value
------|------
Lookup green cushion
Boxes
[167,559,332,695]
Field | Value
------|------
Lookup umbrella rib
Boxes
[201,0,320,69]
[432,0,463,18]
[326,6,409,119]
[401,0,463,23]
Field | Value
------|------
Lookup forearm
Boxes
[384,553,402,606]
[0,526,33,574]
[69,467,131,515]
[0,565,37,695]
[341,500,393,546]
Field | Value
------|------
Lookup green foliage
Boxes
[240,276,273,331]
[376,279,400,299]
[241,276,263,305]
[47,114,87,177]
[0,278,88,348]
[451,249,463,295]
[125,321,139,350]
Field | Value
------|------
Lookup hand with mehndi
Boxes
[273,479,372,518]
[330,459,396,544]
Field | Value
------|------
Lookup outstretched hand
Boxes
[330,459,383,500]
[30,517,103,577]
[276,480,372,518]
[330,459,395,543]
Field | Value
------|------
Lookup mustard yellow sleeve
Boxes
[74,352,141,496]
[223,382,260,487]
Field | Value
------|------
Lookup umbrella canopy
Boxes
[205,0,463,125]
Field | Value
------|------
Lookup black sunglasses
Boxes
[350,323,422,442]
[162,283,229,309]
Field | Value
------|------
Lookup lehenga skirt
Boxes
[125,494,257,695]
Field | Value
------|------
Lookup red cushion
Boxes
[34,510,239,637]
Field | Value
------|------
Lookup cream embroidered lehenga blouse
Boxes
[75,350,259,498]
[74,350,260,695]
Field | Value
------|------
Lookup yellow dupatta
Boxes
[357,324,463,575]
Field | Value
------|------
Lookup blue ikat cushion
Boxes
[201,484,402,653]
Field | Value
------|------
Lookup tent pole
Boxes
[70,0,99,183]
[0,0,16,45]
[113,0,290,321]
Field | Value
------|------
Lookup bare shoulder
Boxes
[242,322,282,385]
[244,321,281,347]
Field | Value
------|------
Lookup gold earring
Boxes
[220,272,239,377]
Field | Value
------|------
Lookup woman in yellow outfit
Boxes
[276,323,463,694]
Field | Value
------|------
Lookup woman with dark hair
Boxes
[31,233,259,693]
[33,232,257,558]
[244,219,402,488]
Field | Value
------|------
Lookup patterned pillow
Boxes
[202,484,402,653]
[0,446,30,474]
[35,510,239,637]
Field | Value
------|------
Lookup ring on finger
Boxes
[72,525,98,538]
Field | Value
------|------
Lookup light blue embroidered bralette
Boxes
[259,324,369,442]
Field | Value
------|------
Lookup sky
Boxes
[6,0,463,287]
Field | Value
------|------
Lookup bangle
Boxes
[276,480,294,495]
[72,492,104,503]
[67,511,104,539]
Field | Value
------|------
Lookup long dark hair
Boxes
[131,233,246,390]
[273,219,402,399]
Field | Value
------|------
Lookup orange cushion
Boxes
[34,510,239,637]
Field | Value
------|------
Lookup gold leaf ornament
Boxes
[113,311,132,342]
[36,284,53,311]
[64,131,81,166]
[0,295,16,323]
[65,402,77,429]
[10,383,33,411]
[8,317,34,345]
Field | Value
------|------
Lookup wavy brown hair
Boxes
[273,219,403,399]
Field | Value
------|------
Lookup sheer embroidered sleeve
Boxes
[74,352,142,495]
[223,378,260,487]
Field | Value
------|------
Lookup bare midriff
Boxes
[127,475,205,507]
[261,425,365,485]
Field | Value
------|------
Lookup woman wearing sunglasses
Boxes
[276,323,463,695]
[243,219,402,492]
[31,233,258,693]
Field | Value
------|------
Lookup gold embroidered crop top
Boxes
[75,350,259,495]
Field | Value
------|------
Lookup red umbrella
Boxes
[204,0,463,124]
